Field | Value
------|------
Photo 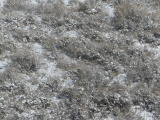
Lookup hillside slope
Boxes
[0,0,160,119]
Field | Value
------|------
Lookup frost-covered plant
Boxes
[0,0,160,119]
[11,53,38,73]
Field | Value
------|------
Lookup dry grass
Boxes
[0,0,160,119]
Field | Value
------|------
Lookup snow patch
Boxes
[0,59,10,72]
[37,58,74,90]
[24,26,30,31]
[62,0,85,5]
[27,83,39,91]
[78,0,85,2]
[134,41,160,59]
[141,111,154,120]
[109,74,127,86]
[15,43,24,50]
[32,43,44,55]
[38,59,62,79]
[104,32,112,39]
[63,0,70,5]
[35,16,42,22]
[64,31,77,38]
[29,0,38,5]
[0,0,6,7]
[91,8,97,13]
[21,112,30,118]
[131,106,154,120]
[31,43,74,90]
[105,4,115,18]
[104,114,115,120]
[61,77,74,89]
[59,53,77,65]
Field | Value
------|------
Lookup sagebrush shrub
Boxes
[11,54,38,73]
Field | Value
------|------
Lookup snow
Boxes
[105,4,115,18]
[27,83,39,91]
[32,43,74,90]
[141,111,154,120]
[21,112,30,118]
[109,74,127,87]
[35,16,42,22]
[30,0,86,6]
[131,106,154,120]
[61,77,74,89]
[24,26,30,31]
[38,59,61,79]
[62,0,85,5]
[29,0,38,5]
[104,114,115,120]
[91,9,97,13]
[15,43,24,50]
[32,43,44,55]
[0,59,10,72]
[104,32,112,39]
[59,53,77,65]
[64,31,77,38]
[75,0,85,2]
[134,41,160,59]
[63,0,70,5]
[0,0,6,7]
[0,0,159,119]
[31,43,62,79]
[37,58,74,89]
[104,33,110,38]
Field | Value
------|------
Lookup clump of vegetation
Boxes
[11,54,38,73]
[0,0,160,119]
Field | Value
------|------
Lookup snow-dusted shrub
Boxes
[35,1,66,17]
[90,91,132,119]
[4,0,28,12]
[77,2,89,13]
[0,0,160,119]
[76,0,97,13]
[129,82,158,113]
[56,36,105,65]
[138,32,157,44]
[113,2,143,31]
[11,54,38,73]
[113,1,159,34]
[0,41,16,53]
[56,54,77,71]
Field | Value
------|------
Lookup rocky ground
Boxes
[0,0,160,119]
